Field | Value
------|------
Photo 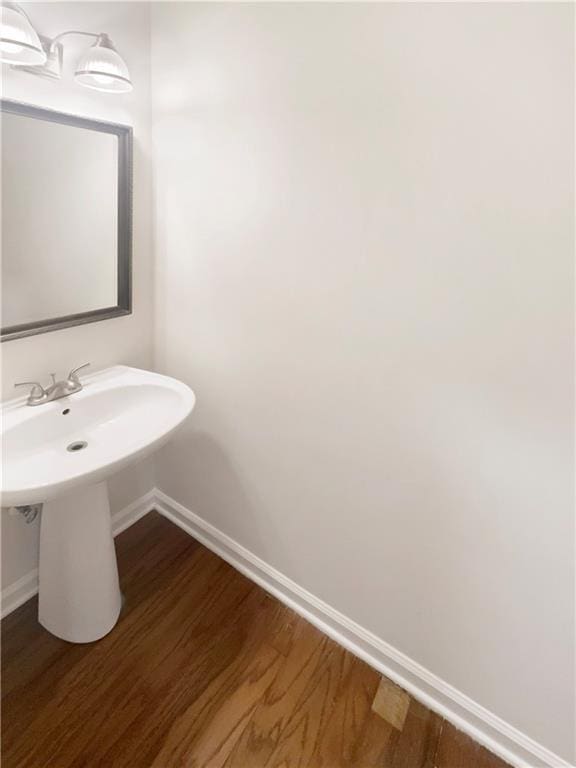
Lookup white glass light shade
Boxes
[74,35,132,93]
[0,4,46,65]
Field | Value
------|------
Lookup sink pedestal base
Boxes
[39,481,122,643]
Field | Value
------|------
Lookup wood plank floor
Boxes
[2,512,511,768]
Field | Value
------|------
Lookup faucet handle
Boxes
[68,363,90,384]
[14,381,46,401]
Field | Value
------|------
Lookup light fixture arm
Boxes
[48,30,105,54]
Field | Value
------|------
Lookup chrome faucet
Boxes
[15,364,91,406]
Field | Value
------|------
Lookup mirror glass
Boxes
[1,101,132,341]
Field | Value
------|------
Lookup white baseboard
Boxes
[0,568,39,619]
[154,488,573,768]
[0,489,156,619]
[110,489,157,537]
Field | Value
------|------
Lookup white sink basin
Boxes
[1,365,195,644]
[2,365,195,507]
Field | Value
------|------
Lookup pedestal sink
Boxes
[1,366,195,643]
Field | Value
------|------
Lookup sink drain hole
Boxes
[67,440,87,452]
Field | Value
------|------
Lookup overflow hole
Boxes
[66,440,87,453]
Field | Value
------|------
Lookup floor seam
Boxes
[432,717,445,768]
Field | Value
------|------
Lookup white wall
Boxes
[152,3,574,763]
[1,2,155,588]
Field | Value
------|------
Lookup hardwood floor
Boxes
[2,512,510,768]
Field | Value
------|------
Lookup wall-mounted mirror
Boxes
[1,100,132,341]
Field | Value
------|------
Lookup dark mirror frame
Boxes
[0,99,133,342]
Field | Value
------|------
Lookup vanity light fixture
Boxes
[0,2,46,65]
[0,4,132,93]
[73,33,132,93]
